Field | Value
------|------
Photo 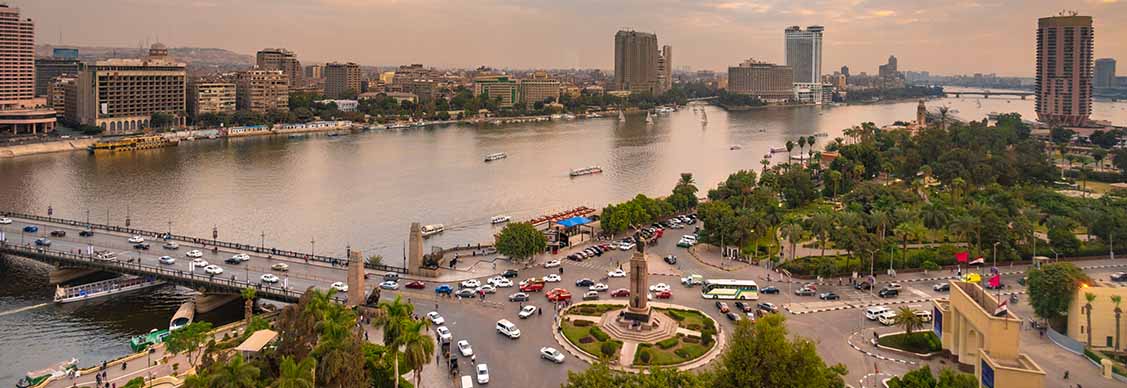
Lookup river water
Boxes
[1,92,1125,381]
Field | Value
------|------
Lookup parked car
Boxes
[933,283,950,292]
[436,326,452,343]
[878,288,900,298]
[865,306,891,320]
[610,288,630,298]
[508,292,529,302]
[50,230,66,237]
[406,280,426,289]
[818,292,840,300]
[540,347,565,363]
[760,286,780,294]
[518,305,538,319]
[543,260,561,268]
[734,301,754,313]
[664,255,677,264]
[757,302,778,313]
[427,312,446,326]
[717,301,730,313]
[725,311,740,321]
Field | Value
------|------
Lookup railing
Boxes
[0,242,348,304]
[0,210,407,274]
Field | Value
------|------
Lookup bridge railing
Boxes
[0,242,345,303]
[0,210,407,274]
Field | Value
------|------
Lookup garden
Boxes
[878,331,942,355]
[634,333,712,366]
[561,318,623,360]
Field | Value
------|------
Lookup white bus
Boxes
[700,279,759,300]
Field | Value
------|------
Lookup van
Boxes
[865,306,890,320]
[496,319,521,339]
[914,309,933,322]
[461,375,474,388]
[878,310,898,326]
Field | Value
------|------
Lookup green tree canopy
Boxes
[496,222,547,262]
[1026,262,1091,326]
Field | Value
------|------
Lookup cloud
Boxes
[871,10,896,17]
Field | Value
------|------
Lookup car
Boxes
[493,278,514,288]
[761,286,780,294]
[619,242,636,251]
[884,283,903,290]
[427,312,446,325]
[406,280,426,289]
[0,217,10,224]
[933,283,950,292]
[502,269,519,278]
[35,238,52,246]
[158,256,176,265]
[204,265,223,275]
[496,319,521,339]
[610,288,630,297]
[519,282,544,292]
[544,274,562,283]
[575,278,594,287]
[487,276,506,286]
[225,257,243,264]
[794,287,816,296]
[589,283,609,292]
[546,288,572,302]
[435,326,452,343]
[654,290,672,299]
[757,302,778,313]
[878,310,899,326]
[681,274,704,287]
[717,302,730,313]
[476,363,489,384]
[435,284,454,295]
[461,376,473,388]
[664,255,677,264]
[475,284,496,294]
[22,225,39,233]
[127,235,145,244]
[543,259,561,268]
[540,347,566,363]
[735,301,754,313]
[261,274,280,284]
[330,282,349,293]
[383,273,400,282]
[854,282,873,290]
[583,291,600,300]
[457,340,474,357]
[508,292,529,302]
[865,306,891,320]
[50,230,66,237]
[1111,272,1127,282]
[676,239,694,248]
[162,241,179,250]
[380,280,400,290]
[819,292,840,300]
[133,242,150,250]
[726,311,741,321]
[190,258,209,267]
[271,263,290,272]
[648,283,670,293]
[186,249,203,258]
[519,305,538,319]
[79,230,94,237]
[608,269,626,278]
[461,279,481,289]
[231,253,250,262]
[455,289,476,298]
[878,288,899,298]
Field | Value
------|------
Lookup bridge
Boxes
[687,96,718,101]
[944,91,1034,99]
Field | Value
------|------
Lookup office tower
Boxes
[391,64,438,101]
[518,71,561,105]
[614,30,660,94]
[256,48,302,88]
[76,43,186,133]
[657,45,673,93]
[52,48,78,59]
[0,5,56,134]
[324,62,361,99]
[46,75,74,118]
[840,65,849,78]
[188,79,236,119]
[304,64,323,80]
[1095,58,1116,88]
[878,55,898,78]
[473,74,518,108]
[1035,14,1093,127]
[784,25,824,83]
[35,57,80,97]
[235,68,288,113]
[727,59,794,102]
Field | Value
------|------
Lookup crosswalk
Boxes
[563,258,617,271]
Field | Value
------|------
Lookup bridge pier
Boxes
[49,267,100,285]
[193,293,241,314]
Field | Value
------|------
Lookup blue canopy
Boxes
[556,216,592,228]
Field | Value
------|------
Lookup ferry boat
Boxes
[769,146,788,153]
[130,328,171,352]
[54,276,165,304]
[729,144,742,150]
[421,224,445,238]
[16,358,78,388]
[87,135,178,154]
[484,152,508,162]
[645,112,654,124]
[491,215,512,224]
[569,166,603,177]
[655,106,675,114]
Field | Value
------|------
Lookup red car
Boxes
[654,290,672,299]
[405,280,426,289]
[610,288,630,298]
[520,282,545,292]
[546,288,572,302]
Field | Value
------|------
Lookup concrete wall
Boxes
[1067,285,1127,350]
[0,138,96,158]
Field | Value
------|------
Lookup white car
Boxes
[186,249,203,258]
[589,283,609,292]
[649,283,671,293]
[231,253,250,262]
[190,258,209,268]
[158,256,176,265]
[476,363,489,384]
[162,241,180,250]
[0,217,11,224]
[461,279,481,289]
[204,265,223,275]
[261,274,280,283]
[330,282,349,292]
[457,339,474,357]
[127,235,145,244]
[543,259,561,268]
[271,263,289,272]
[487,276,506,286]
[435,326,452,343]
[475,284,496,294]
[493,278,514,288]
[540,347,565,363]
[619,242,636,251]
[608,269,626,278]
[380,280,400,290]
[427,311,446,326]
[518,305,538,319]
[544,274,562,283]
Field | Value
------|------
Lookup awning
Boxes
[555,216,592,228]
[234,329,278,353]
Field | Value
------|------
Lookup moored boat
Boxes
[491,215,511,224]
[484,152,507,162]
[569,166,603,177]
[729,144,742,150]
[769,146,788,153]
[129,328,171,352]
[421,224,445,237]
[88,135,178,154]
[54,276,165,304]
[16,358,77,388]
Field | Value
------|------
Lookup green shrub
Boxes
[1085,348,1103,363]
[573,319,592,327]
[686,323,702,331]
[590,326,609,342]
[639,349,651,364]
[601,341,617,357]
[701,330,714,346]
[657,337,679,349]
[674,348,691,358]
[122,377,145,388]
[683,335,700,344]
[921,260,940,271]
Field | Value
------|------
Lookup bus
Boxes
[700,279,759,300]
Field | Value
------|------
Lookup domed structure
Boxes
[148,42,168,59]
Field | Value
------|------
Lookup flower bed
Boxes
[562,319,622,359]
[569,304,622,317]
[634,334,711,366]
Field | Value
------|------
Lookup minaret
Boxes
[916,99,927,128]
[624,231,652,322]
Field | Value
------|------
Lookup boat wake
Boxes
[0,302,49,317]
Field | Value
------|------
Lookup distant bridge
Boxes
[945,91,1034,99]
[687,96,718,101]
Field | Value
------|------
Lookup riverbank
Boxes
[0,138,96,159]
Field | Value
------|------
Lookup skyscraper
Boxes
[0,4,56,135]
[1095,58,1116,89]
[614,30,660,94]
[236,68,288,113]
[840,65,849,78]
[324,62,361,99]
[727,59,793,103]
[1035,14,1093,127]
[784,25,823,84]
[657,45,673,93]
[76,43,186,133]
[256,48,302,88]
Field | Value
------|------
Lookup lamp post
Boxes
[310,238,316,259]
[260,231,265,251]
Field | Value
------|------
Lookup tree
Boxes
[398,320,435,388]
[1114,295,1123,351]
[785,140,795,169]
[779,222,804,261]
[776,168,818,208]
[893,307,925,335]
[887,366,976,388]
[211,354,260,388]
[1051,127,1077,144]
[711,314,847,388]
[275,356,316,388]
[1026,262,1091,327]
[150,112,177,130]
[241,287,256,326]
[1084,292,1096,346]
[495,222,547,263]
[165,322,213,367]
[808,212,834,258]
[1113,149,1127,175]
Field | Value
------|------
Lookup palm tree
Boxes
[212,354,260,388]
[798,136,807,166]
[937,106,950,131]
[181,374,212,388]
[828,170,843,198]
[1085,292,1096,347]
[785,140,795,170]
[275,356,317,388]
[760,158,770,173]
[808,212,834,258]
[241,287,256,326]
[950,215,978,250]
[398,320,436,388]
[893,222,913,270]
[920,202,950,243]
[375,296,416,388]
[950,177,967,204]
[677,173,695,187]
[893,306,925,336]
[1113,295,1123,351]
[779,222,804,261]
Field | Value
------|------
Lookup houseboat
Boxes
[421,224,445,237]
[491,215,512,224]
[569,166,603,177]
[87,135,178,154]
[484,152,508,162]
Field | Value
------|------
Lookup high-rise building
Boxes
[841,65,850,78]
[390,64,438,101]
[473,74,518,108]
[785,25,824,84]
[47,75,74,119]
[878,55,898,78]
[0,4,56,135]
[324,62,361,99]
[1095,58,1116,89]
[518,71,561,105]
[76,43,187,133]
[34,57,80,97]
[256,48,302,88]
[188,79,236,120]
[235,68,289,113]
[614,30,660,94]
[657,45,673,93]
[1035,14,1093,127]
[304,64,323,80]
[727,59,794,102]
[52,48,78,59]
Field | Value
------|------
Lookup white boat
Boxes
[54,276,165,304]
[491,215,511,224]
[16,358,78,388]
[484,152,507,162]
[645,112,654,124]
[618,111,625,121]
[387,122,411,130]
[655,106,675,114]
[814,132,829,137]
[730,144,742,150]
[569,166,603,177]
[421,224,445,237]
[770,146,788,153]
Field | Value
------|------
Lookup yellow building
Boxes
[933,281,1045,387]
[473,75,518,108]
[1067,284,1127,350]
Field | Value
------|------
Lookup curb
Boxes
[687,245,752,273]
[845,330,917,366]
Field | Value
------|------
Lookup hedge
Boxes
[573,319,592,327]
[590,326,609,342]
[657,337,679,349]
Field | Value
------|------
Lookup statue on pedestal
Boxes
[624,230,652,322]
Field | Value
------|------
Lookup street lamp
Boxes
[310,238,316,259]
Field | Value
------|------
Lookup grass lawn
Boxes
[561,319,622,358]
[656,308,715,331]
[878,331,942,354]
[633,336,712,366]
[569,304,621,317]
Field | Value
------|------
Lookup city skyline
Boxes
[15,0,1127,76]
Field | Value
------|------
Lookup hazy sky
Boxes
[17,0,1127,76]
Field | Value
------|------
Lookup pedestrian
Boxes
[471,354,476,363]
[1063,370,1069,379]
[436,302,439,311]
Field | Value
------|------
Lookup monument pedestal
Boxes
[624,303,652,323]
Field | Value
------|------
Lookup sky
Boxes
[16,0,1127,76]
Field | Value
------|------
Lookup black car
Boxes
[508,293,529,302]
[79,230,94,237]
[734,301,753,313]
[819,292,840,300]
[715,301,724,309]
[576,278,594,287]
[761,286,780,294]
[384,273,400,281]
[725,311,740,321]
[502,269,519,278]
[50,230,66,237]
[878,288,899,298]
[757,302,777,313]
[854,282,873,290]
[133,242,150,250]
[1112,273,1127,282]
[225,257,243,265]
[664,255,677,265]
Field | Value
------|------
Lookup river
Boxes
[1,93,1125,382]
